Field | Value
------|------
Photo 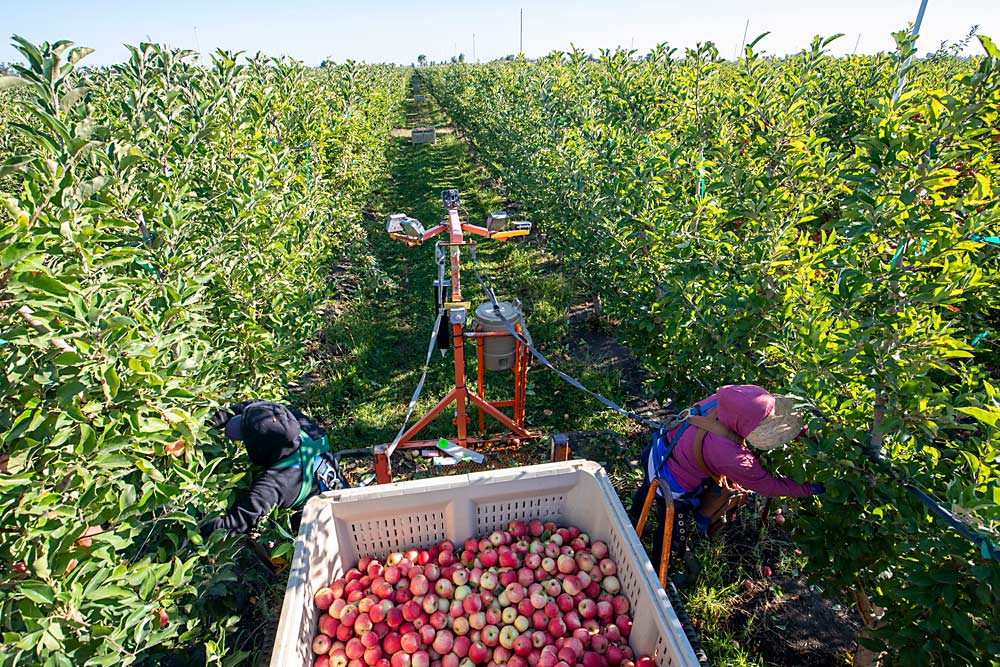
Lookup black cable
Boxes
[468,244,683,433]
[862,445,1000,562]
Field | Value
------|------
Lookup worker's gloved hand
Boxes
[809,482,825,495]
[207,409,230,429]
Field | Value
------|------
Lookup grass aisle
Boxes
[301,95,642,484]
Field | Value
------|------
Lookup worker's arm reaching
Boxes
[704,440,817,497]
[201,467,299,536]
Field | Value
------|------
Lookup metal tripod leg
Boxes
[633,477,675,587]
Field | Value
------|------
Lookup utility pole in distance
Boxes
[519,8,523,55]
[473,33,476,63]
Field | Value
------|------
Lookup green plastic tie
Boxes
[971,331,990,346]
[890,240,905,269]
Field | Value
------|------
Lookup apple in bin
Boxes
[310,523,658,667]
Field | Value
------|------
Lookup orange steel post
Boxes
[514,324,528,424]
[512,337,521,428]
[446,206,470,449]
[552,437,571,462]
[477,327,486,433]
[374,446,391,484]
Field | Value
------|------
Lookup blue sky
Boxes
[2,1,997,66]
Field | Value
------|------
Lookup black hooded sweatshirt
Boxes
[202,400,331,536]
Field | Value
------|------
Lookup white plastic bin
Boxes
[271,460,701,667]
[412,127,436,144]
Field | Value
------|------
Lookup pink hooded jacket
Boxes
[657,385,813,498]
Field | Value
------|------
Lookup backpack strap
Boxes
[691,428,717,482]
[686,410,742,445]
[688,409,743,488]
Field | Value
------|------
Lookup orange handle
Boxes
[633,478,675,587]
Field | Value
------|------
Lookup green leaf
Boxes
[79,176,112,199]
[86,585,134,601]
[19,581,55,605]
[103,366,120,400]
[60,85,91,114]
[134,458,165,482]
[978,35,1000,59]
[68,47,95,66]
[16,272,71,296]
[0,75,30,90]
[57,381,87,404]
[0,155,34,178]
[957,406,999,428]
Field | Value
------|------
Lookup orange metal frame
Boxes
[374,206,544,483]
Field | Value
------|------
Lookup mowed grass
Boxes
[300,96,634,471]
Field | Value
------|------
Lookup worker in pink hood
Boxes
[630,385,823,585]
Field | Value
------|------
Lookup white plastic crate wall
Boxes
[350,511,448,555]
[269,462,700,667]
[476,495,566,535]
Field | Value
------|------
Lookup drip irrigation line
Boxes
[468,245,685,433]
[809,407,999,561]
[862,444,1000,561]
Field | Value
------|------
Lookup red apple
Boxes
[482,625,500,647]
[512,634,532,658]
[384,633,403,654]
[410,574,430,596]
[316,587,336,610]
[364,647,383,666]
[401,632,421,654]
[313,634,333,655]
[346,638,365,660]
[341,605,359,627]
[433,629,455,654]
[436,579,454,599]
[468,642,490,663]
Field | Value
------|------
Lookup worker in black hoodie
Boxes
[201,400,345,536]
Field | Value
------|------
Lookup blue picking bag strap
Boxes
[652,399,718,478]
